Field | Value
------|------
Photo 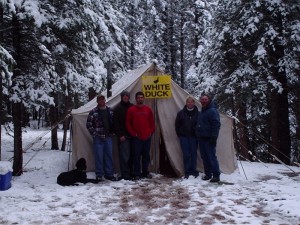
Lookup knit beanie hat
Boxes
[120,90,130,98]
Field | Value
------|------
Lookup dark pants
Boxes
[198,137,220,178]
[132,136,152,177]
[118,137,132,178]
[179,136,198,176]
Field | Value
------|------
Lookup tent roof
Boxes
[72,63,156,115]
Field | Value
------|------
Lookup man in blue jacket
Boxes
[196,94,221,182]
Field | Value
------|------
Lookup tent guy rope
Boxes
[12,113,72,177]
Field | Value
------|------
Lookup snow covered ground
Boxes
[1,127,300,225]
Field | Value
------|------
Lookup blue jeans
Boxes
[119,137,132,178]
[93,136,114,177]
[179,136,198,176]
[132,136,151,177]
[198,137,220,178]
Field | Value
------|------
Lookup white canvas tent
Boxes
[71,62,237,177]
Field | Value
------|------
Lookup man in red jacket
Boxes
[126,91,155,180]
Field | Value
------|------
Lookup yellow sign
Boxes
[142,75,172,98]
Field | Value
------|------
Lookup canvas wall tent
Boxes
[71,62,237,177]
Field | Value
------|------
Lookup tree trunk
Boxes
[193,1,201,69]
[269,92,282,161]
[0,1,3,160]
[270,94,291,164]
[268,13,291,165]
[49,105,59,150]
[11,13,23,176]
[61,94,72,151]
[37,109,42,129]
[179,13,185,89]
[276,86,290,164]
[235,99,251,160]
[12,102,23,176]
[287,0,300,164]
[129,3,135,69]
[294,86,300,164]
[61,115,71,152]
[107,61,112,98]
[0,75,2,161]
[169,3,177,81]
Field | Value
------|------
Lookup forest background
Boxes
[0,0,299,176]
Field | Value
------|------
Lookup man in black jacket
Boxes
[113,90,133,180]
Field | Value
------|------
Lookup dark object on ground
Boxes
[210,177,220,183]
[57,158,99,186]
[211,180,234,185]
[104,175,120,181]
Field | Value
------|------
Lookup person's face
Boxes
[136,94,144,105]
[186,99,195,109]
[122,95,130,103]
[97,97,106,107]
[200,96,210,108]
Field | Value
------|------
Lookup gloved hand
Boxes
[209,136,217,147]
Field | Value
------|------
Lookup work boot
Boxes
[202,175,211,181]
[104,175,118,181]
[96,176,103,182]
[132,176,141,181]
[210,177,220,183]
[142,173,152,179]
[121,176,132,181]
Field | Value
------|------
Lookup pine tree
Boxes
[195,0,298,164]
[5,1,54,174]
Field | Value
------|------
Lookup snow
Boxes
[1,126,300,225]
[0,161,12,175]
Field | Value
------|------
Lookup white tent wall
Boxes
[71,63,237,177]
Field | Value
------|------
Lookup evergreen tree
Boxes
[195,0,298,164]
[186,0,218,94]
[3,1,55,174]
[284,1,300,163]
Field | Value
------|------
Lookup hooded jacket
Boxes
[196,101,220,139]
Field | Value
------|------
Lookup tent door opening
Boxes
[158,135,177,178]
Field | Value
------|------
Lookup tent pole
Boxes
[153,63,158,173]
[67,117,73,171]
[154,98,157,173]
